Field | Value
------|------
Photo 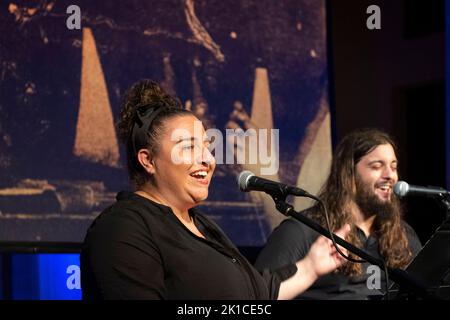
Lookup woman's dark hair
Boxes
[117,79,192,188]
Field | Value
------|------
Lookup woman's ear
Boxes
[137,149,156,175]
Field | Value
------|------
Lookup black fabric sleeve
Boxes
[259,263,298,300]
[81,208,166,299]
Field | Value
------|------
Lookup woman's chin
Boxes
[191,191,209,204]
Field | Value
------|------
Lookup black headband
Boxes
[130,104,166,157]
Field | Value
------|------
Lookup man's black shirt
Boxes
[254,214,422,300]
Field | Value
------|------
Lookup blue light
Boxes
[12,254,81,300]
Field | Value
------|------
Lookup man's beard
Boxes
[354,175,400,220]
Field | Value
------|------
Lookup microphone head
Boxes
[238,170,255,192]
[394,181,409,197]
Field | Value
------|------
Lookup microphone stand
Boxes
[270,192,432,299]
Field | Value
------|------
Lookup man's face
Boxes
[354,144,398,213]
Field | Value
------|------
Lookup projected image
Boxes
[0,0,330,246]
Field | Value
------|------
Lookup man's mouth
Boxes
[376,183,392,196]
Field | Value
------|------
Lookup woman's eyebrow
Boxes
[176,137,212,144]
[176,137,196,143]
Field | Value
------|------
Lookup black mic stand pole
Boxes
[270,193,432,299]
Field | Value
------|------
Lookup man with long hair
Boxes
[255,128,422,299]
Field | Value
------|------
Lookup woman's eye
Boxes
[182,145,195,150]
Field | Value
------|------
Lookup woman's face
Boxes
[151,115,216,210]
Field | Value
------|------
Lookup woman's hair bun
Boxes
[117,79,181,144]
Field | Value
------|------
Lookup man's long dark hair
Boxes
[307,128,413,276]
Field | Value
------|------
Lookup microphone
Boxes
[393,181,450,198]
[238,170,311,198]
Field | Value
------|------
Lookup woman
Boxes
[80,79,350,300]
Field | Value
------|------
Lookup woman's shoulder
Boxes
[108,191,171,218]
[86,191,169,239]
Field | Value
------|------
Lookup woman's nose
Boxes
[201,146,215,166]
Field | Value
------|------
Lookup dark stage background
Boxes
[329,0,446,245]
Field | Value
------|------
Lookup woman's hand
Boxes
[277,224,351,300]
[303,224,351,279]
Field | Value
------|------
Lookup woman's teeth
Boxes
[190,171,208,179]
